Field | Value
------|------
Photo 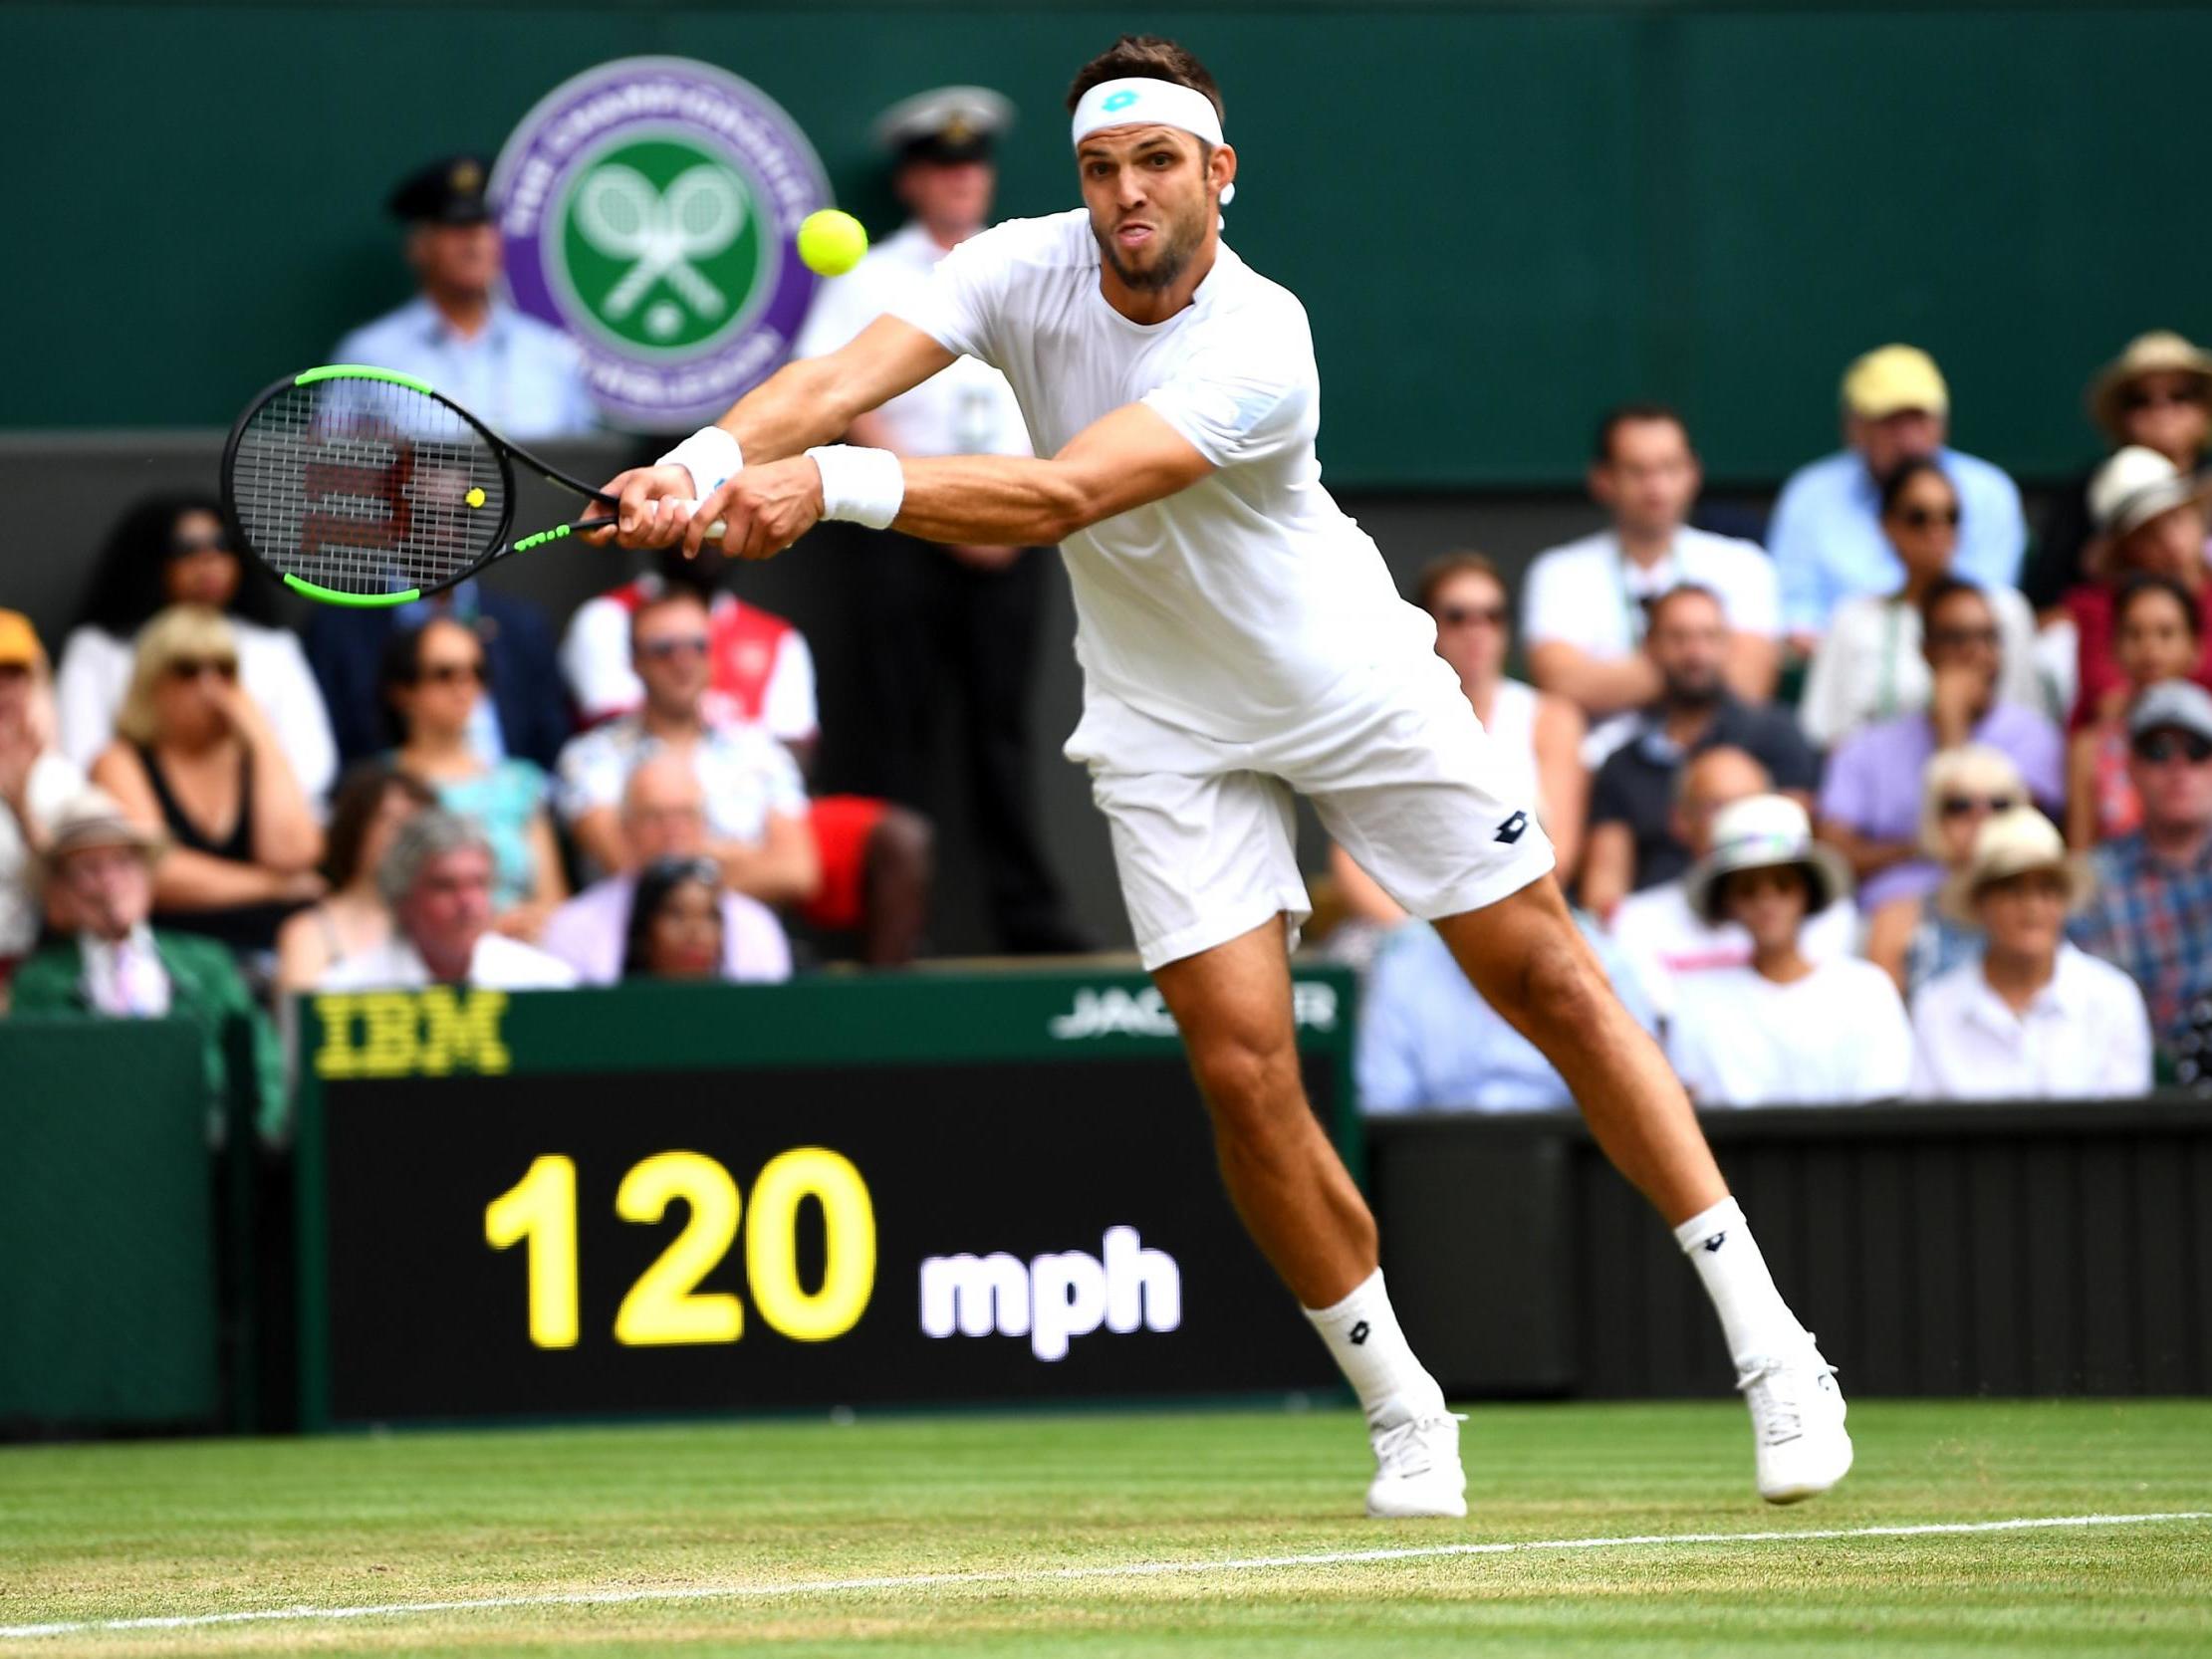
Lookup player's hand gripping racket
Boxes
[220,364,723,606]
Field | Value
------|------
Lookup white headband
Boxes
[1070,78,1234,205]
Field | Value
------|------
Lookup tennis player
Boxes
[599,34,1851,1517]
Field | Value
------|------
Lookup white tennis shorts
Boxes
[1065,657,1557,971]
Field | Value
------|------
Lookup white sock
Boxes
[1673,1196,1807,1367]
[1303,1267,1448,1426]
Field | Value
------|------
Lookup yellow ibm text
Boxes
[314,989,511,1078]
[483,1149,876,1349]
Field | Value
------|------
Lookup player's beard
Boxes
[1096,200,1206,292]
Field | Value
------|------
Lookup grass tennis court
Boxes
[3,1400,2206,1655]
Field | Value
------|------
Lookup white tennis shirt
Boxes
[891,209,1431,742]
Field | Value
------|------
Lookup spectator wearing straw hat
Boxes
[0,610,84,996]
[2062,445,2212,732]
[1908,808,2150,1100]
[10,789,284,1137]
[2025,332,2212,612]
[1666,795,1911,1107]
[2075,682,2212,1066]
[1768,346,2026,645]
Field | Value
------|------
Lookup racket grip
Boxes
[668,498,730,541]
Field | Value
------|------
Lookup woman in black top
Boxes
[90,605,324,956]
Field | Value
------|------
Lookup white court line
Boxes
[2,1511,2203,1641]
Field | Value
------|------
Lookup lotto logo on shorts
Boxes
[491,57,832,426]
[1495,811,1530,844]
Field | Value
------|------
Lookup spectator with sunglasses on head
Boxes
[55,493,336,800]
[89,605,324,959]
[1799,459,2043,750]
[379,617,566,941]
[2065,574,2202,850]
[1862,744,2030,996]
[2075,681,2212,1068]
[1331,552,1587,930]
[1818,577,2063,912]
[556,589,821,918]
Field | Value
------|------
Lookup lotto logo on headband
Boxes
[1103,90,1138,113]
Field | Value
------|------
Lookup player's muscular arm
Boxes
[685,402,1213,561]
[599,317,954,547]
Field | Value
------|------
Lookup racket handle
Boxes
[667,498,730,541]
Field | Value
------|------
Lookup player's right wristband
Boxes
[807,445,906,530]
[657,426,744,498]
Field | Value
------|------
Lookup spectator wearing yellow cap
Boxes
[0,610,86,999]
[2025,332,2212,614]
[1908,808,2150,1100]
[1767,345,2026,647]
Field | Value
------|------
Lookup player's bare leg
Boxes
[1151,916,1466,1519]
[1433,876,1853,1503]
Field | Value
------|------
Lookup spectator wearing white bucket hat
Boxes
[2063,444,2212,731]
[1908,808,2150,1100]
[1667,795,1912,1107]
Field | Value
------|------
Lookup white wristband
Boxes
[657,426,744,498]
[806,445,905,530]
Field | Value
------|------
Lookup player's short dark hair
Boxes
[1592,403,1692,466]
[1413,550,1505,614]
[2115,571,2203,640]
[1066,36,1225,122]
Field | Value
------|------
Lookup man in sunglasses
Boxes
[2075,681,2212,1066]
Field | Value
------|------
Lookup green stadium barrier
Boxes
[290,968,1357,1430]
[0,1018,221,1428]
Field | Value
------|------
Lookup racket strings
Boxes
[229,378,507,595]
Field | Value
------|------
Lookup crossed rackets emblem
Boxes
[574,162,746,325]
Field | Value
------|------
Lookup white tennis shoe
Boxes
[1364,1399,1468,1519]
[1737,1337,1852,1504]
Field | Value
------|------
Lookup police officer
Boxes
[334,154,599,439]
[793,89,1087,953]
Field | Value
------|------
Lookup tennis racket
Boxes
[220,364,723,607]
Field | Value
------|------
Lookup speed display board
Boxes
[293,969,1355,1428]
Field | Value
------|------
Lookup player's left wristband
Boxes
[807,445,905,530]
[657,426,744,498]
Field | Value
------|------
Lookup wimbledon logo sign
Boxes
[491,57,831,429]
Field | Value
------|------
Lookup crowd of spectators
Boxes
[1,119,2208,1134]
[1356,334,2212,1115]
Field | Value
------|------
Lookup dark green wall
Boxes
[10,2,2208,484]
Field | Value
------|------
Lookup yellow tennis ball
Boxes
[464,486,486,509]
[797,209,868,277]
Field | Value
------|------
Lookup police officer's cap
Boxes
[871,87,1013,166]
[386,154,493,226]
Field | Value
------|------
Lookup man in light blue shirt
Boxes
[1356,916,1657,1112]
[1768,345,2024,643]
[333,155,599,440]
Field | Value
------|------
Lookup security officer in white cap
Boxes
[334,154,599,439]
[794,88,1087,952]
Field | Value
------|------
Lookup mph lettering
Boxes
[919,1226,1181,1361]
